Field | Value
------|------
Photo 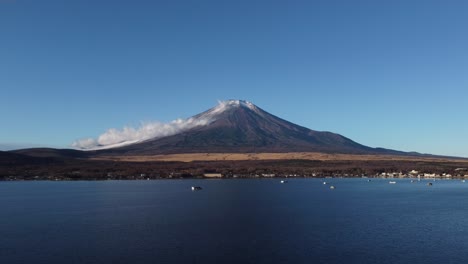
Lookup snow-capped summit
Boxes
[194,100,260,121]
[221,99,257,110]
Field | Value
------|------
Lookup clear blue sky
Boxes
[1,0,467,157]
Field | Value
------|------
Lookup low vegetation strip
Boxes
[93,152,468,163]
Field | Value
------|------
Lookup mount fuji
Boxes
[94,100,404,156]
[4,100,465,180]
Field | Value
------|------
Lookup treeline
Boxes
[1,158,467,180]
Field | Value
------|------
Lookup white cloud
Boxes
[71,138,97,149]
[72,117,212,150]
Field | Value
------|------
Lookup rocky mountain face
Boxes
[97,100,403,155]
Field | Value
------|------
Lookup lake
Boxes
[1,178,468,264]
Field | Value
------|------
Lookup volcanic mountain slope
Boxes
[98,100,405,156]
[0,150,57,165]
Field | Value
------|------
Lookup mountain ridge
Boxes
[94,100,407,156]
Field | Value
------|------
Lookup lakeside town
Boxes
[2,165,468,181]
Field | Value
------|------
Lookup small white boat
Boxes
[462,180,466,183]
[389,181,397,184]
[280,180,288,183]
[191,186,202,191]
[330,185,336,189]
[323,181,327,185]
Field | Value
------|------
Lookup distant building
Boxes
[424,173,436,178]
[204,173,222,178]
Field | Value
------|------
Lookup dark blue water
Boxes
[1,179,468,264]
